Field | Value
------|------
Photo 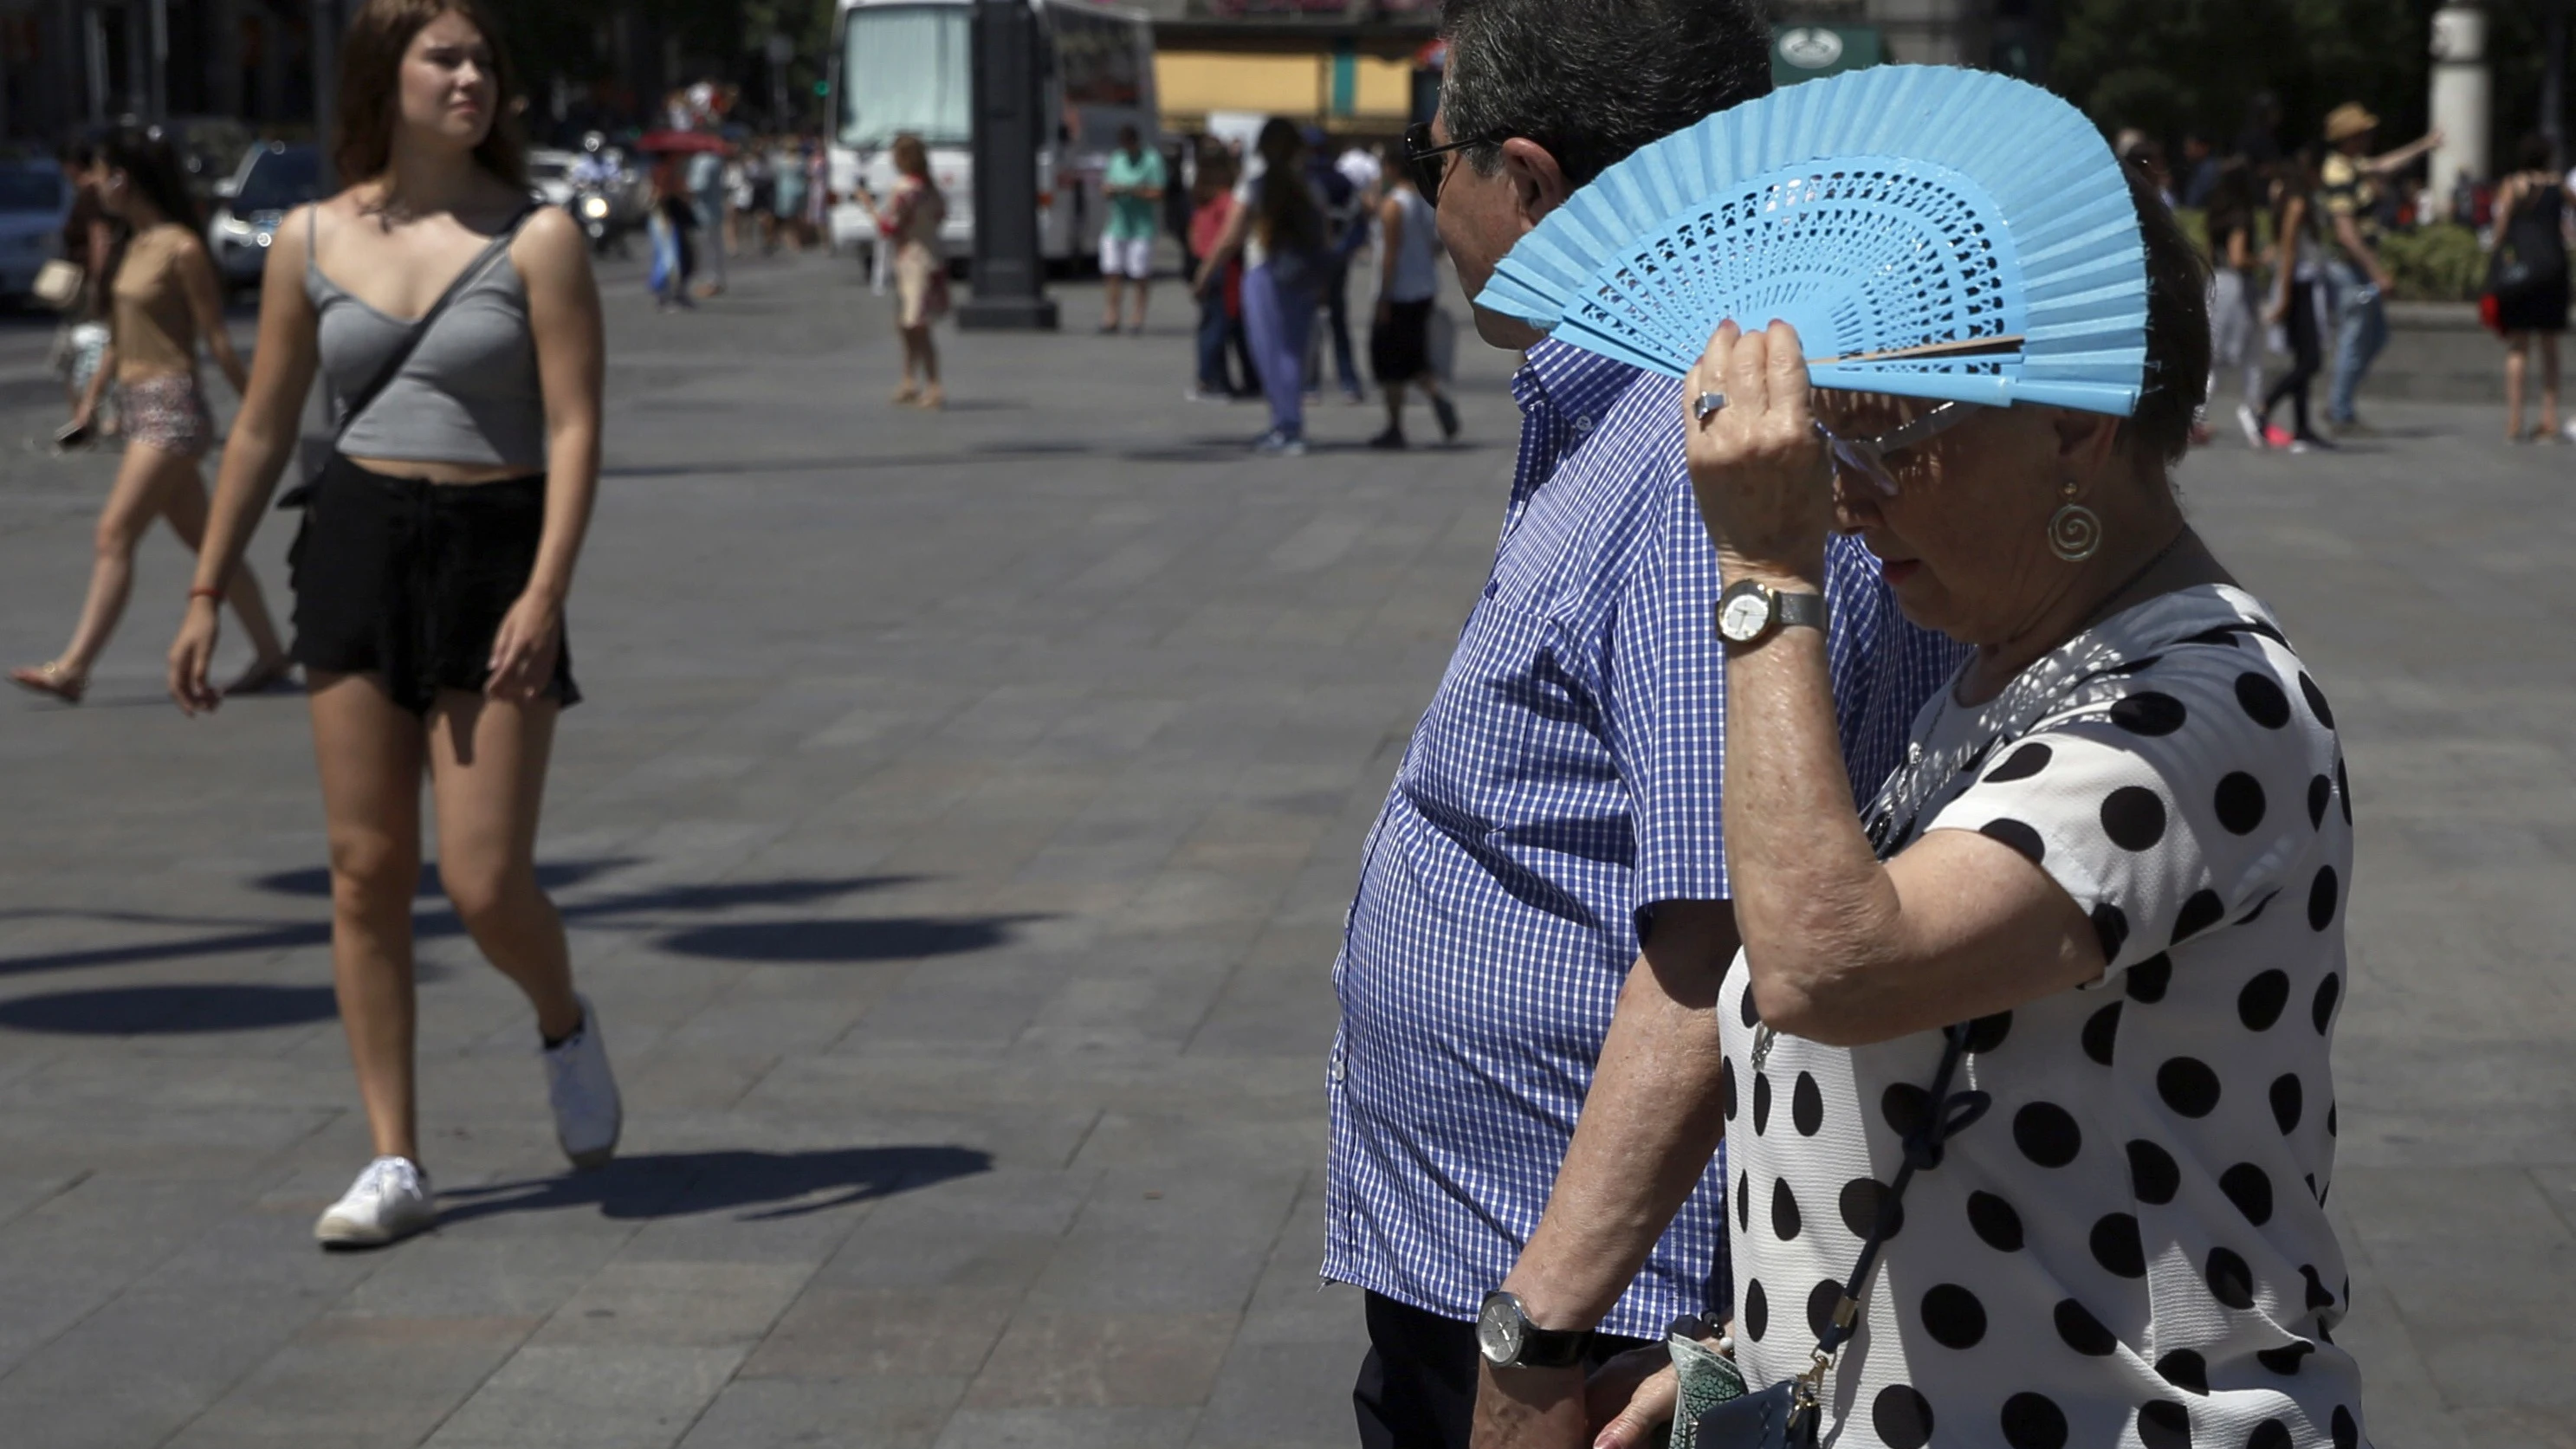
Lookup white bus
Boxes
[826,0,1160,267]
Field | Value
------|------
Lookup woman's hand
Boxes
[1682,320,1835,582]
[485,591,562,703]
[168,597,224,715]
[1586,1348,1680,1449]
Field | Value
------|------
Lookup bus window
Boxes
[1054,9,1142,109]
[840,5,973,150]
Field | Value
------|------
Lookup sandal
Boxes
[890,384,922,406]
[9,662,85,704]
[916,385,945,411]
[223,656,299,697]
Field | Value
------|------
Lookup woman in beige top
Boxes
[10,127,287,704]
[869,133,948,409]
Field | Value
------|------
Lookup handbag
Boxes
[1689,1023,1991,1448]
[33,258,82,310]
[277,204,536,509]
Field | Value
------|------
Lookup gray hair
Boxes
[1440,0,1772,187]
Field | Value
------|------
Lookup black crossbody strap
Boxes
[331,201,537,443]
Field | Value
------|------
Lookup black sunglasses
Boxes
[1404,121,1509,201]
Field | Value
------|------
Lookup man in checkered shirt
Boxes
[1326,3,1967,1446]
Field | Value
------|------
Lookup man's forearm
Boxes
[1502,901,1738,1329]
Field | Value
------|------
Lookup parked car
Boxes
[209,142,320,288]
[528,147,581,208]
[0,155,68,301]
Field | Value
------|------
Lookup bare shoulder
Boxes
[508,205,598,301]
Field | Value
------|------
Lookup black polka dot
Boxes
[2336,756,2352,824]
[2248,1420,2292,1449]
[2107,653,2164,676]
[1964,1012,2013,1052]
[1979,818,2046,864]
[1872,1383,1935,1449]
[2256,1340,2315,1376]
[1739,984,1760,1028]
[2332,1406,2358,1449]
[2207,1246,2256,1309]
[1806,1278,1846,1340]
[2301,1264,2337,1310]
[1967,1191,2024,1252]
[2139,1398,2193,1449]
[2014,1102,2082,1168]
[2235,673,2292,728]
[1736,1169,1751,1232]
[2053,1297,2117,1355]
[1791,1071,1823,1136]
[2221,1163,2275,1225]
[2082,1001,2122,1064]
[2159,1058,2223,1117]
[2269,1073,2304,1134]
[1920,1283,1986,1349]
[1987,742,2054,782]
[2307,866,2339,931]
[2127,954,2171,1002]
[1882,1083,1931,1138]
[2093,902,2132,966]
[2238,969,2290,1030]
[2090,1212,2146,1278]
[1770,1177,1803,1241]
[2127,1139,2181,1205]
[2113,691,2190,735]
[1752,1071,1772,1135]
[2307,1173,2320,1203]
[2101,786,2169,851]
[2307,774,2333,828]
[2238,889,2279,925]
[2155,1348,2210,1394]
[2172,889,2226,944]
[1741,1276,1767,1340]
[2000,1392,2068,1449]
[2327,1101,2338,1137]
[2313,974,2342,1033]
[2215,773,2267,834]
[1840,1176,1903,1239]
[1720,1058,1738,1121]
[2299,672,2335,728]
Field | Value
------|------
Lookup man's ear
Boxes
[1497,137,1571,232]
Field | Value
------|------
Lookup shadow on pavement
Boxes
[658,915,1042,961]
[435,1144,994,1225]
[0,982,343,1033]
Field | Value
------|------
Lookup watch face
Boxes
[1477,1295,1524,1365]
[1719,591,1773,643]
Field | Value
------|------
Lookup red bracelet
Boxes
[188,585,220,600]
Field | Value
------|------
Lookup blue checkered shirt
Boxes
[1321,340,1966,1339]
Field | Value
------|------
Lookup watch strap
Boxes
[1513,1320,1594,1369]
[1775,589,1828,632]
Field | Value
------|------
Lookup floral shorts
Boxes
[119,373,211,456]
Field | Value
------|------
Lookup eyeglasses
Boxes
[1814,401,1981,496]
[1403,120,1507,202]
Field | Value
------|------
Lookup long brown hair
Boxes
[333,0,527,189]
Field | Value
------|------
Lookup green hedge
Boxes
[2379,224,2486,303]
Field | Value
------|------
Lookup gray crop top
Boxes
[306,212,548,471]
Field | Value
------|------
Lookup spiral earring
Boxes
[2048,478,2102,562]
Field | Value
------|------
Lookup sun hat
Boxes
[2323,103,2379,144]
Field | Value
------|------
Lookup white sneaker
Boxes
[544,994,622,1169]
[2236,404,2264,449]
[314,1155,436,1248]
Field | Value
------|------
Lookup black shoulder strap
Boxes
[333,202,538,443]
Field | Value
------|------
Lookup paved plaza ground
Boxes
[1,249,2573,1448]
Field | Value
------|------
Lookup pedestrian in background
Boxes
[1198,118,1324,456]
[1099,124,1164,334]
[55,138,120,438]
[1306,125,1368,404]
[13,127,288,705]
[2488,133,2570,443]
[2317,102,2441,433]
[2257,151,2333,452]
[166,0,621,1249]
[647,156,695,309]
[873,132,948,409]
[772,136,810,251]
[686,140,728,297]
[1364,141,1456,450]
[2204,157,2268,447]
[1188,143,1255,402]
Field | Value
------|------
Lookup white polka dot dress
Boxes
[1719,585,2363,1449]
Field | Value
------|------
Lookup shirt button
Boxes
[1572,415,1594,433]
[1483,580,1499,598]
[1329,1045,1347,1083]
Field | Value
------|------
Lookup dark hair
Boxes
[891,133,931,180]
[1440,0,1770,187]
[334,0,527,189]
[2520,132,2554,174]
[2125,159,2209,468]
[99,127,198,230]
[1252,117,1319,258]
[60,138,97,171]
[1117,124,1141,150]
[2203,158,2259,249]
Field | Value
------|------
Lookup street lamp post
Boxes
[957,0,1058,331]
[2429,3,2490,205]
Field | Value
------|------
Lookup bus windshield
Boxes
[839,5,973,151]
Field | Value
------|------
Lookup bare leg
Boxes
[308,670,429,1165]
[45,440,198,682]
[1101,275,1124,331]
[2507,334,2529,439]
[1382,379,1408,432]
[892,330,922,402]
[1130,278,1150,332]
[427,689,582,1043]
[155,463,289,670]
[2543,333,2562,436]
[916,327,942,408]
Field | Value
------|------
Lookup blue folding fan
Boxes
[1476,65,2147,414]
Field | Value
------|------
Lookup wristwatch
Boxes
[1715,578,1828,646]
[1477,1290,1594,1369]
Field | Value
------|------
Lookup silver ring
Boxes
[1693,391,1727,426]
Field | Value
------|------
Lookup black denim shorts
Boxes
[286,454,579,715]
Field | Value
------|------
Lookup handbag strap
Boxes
[331,202,538,444]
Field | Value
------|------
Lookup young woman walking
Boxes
[11,129,290,704]
[871,133,948,409]
[2256,152,2333,453]
[166,0,620,1248]
[1196,119,1324,455]
[2489,133,2572,442]
[2203,158,2268,447]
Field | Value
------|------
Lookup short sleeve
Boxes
[2320,158,2360,217]
[1922,645,2331,978]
